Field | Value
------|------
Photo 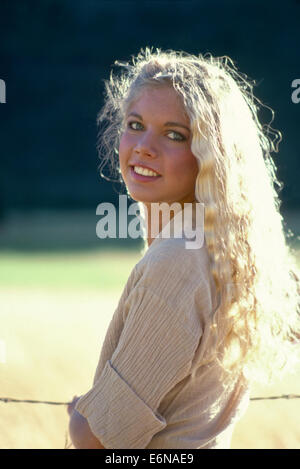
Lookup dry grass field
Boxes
[0,210,299,449]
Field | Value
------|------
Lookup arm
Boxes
[68,396,106,449]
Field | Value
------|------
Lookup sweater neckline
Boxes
[145,201,203,254]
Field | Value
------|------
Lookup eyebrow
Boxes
[127,112,190,132]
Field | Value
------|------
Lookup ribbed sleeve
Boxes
[74,360,166,449]
[76,286,201,449]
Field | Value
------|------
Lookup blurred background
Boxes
[0,0,299,449]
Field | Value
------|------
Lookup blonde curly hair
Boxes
[97,47,300,384]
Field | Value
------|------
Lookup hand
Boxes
[67,395,81,416]
[68,396,106,449]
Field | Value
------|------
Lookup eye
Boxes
[167,130,186,142]
[128,121,144,131]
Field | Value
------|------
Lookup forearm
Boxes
[69,409,106,449]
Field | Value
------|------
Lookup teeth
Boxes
[134,166,158,177]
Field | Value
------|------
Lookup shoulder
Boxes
[131,236,218,335]
[138,236,213,289]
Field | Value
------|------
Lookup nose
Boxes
[133,131,158,158]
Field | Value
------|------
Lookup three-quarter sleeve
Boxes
[76,285,202,449]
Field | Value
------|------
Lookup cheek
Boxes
[168,149,199,179]
[189,154,199,180]
[118,135,130,167]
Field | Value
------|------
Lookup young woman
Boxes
[68,48,300,449]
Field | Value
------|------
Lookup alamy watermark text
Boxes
[291,79,300,104]
[0,79,6,103]
[96,196,205,249]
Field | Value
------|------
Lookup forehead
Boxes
[126,85,189,123]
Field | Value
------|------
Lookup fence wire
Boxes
[0,395,300,406]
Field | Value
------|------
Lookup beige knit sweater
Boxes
[76,209,250,449]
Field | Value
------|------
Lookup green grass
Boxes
[0,240,299,292]
[0,249,142,290]
[0,208,298,291]
[1,245,298,292]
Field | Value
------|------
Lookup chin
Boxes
[130,196,162,204]
[126,190,161,204]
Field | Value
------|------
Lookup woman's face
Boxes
[118,85,199,206]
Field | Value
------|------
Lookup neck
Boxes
[143,199,196,247]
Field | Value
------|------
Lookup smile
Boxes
[133,165,160,177]
[130,166,161,182]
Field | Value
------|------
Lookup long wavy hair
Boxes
[97,48,300,384]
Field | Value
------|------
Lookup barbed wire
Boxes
[0,397,71,405]
[0,394,300,406]
[250,394,300,401]
[1,394,298,450]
